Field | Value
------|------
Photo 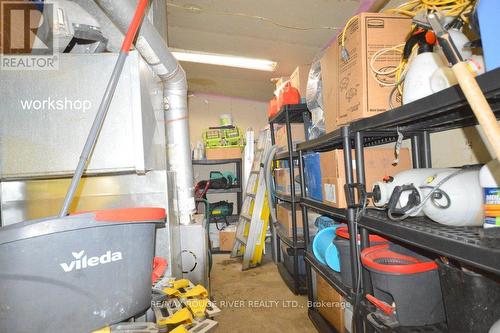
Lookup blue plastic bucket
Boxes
[313,225,341,265]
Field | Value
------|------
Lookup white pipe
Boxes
[96,0,195,225]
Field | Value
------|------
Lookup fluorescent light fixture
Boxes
[171,48,277,72]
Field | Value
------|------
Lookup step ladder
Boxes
[231,129,271,270]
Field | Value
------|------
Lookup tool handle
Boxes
[366,294,394,315]
[452,61,500,159]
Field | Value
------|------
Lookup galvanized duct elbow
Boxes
[95,0,195,225]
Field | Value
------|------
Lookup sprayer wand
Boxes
[59,0,150,217]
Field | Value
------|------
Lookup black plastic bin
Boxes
[361,243,445,326]
[438,260,500,333]
[281,244,306,276]
[333,226,388,288]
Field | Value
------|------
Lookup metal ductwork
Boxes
[95,0,195,225]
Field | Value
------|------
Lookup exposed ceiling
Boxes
[166,0,362,101]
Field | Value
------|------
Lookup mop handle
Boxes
[428,13,500,159]
[59,0,149,217]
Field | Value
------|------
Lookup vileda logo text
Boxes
[60,250,123,272]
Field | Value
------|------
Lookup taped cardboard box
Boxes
[322,13,411,127]
[274,124,306,151]
[206,147,242,160]
[320,148,411,208]
[316,274,346,333]
[275,167,301,196]
[320,41,339,133]
[219,227,236,251]
[290,64,311,100]
[276,203,303,237]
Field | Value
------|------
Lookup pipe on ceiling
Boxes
[95,0,195,225]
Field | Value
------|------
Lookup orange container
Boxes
[277,82,300,110]
[268,96,278,119]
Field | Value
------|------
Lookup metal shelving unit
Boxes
[269,103,311,295]
[193,158,243,254]
[296,68,500,332]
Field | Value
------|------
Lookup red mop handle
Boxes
[121,0,149,53]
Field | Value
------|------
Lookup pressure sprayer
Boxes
[402,28,456,104]
[372,167,483,226]
[58,0,149,217]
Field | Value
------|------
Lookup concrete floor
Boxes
[210,254,317,333]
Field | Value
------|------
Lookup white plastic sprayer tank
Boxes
[421,169,483,226]
[372,168,454,216]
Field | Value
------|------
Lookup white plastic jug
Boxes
[421,169,483,226]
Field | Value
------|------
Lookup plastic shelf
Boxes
[268,103,310,124]
[301,198,347,221]
[305,249,352,302]
[275,192,301,203]
[192,158,242,165]
[359,209,500,275]
[275,150,298,160]
[277,261,307,295]
[205,187,241,194]
[275,222,305,249]
[361,301,448,333]
[308,308,341,333]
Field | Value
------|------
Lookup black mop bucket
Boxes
[438,260,500,333]
[333,226,388,288]
[361,244,445,326]
[0,208,165,333]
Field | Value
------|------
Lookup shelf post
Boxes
[299,149,314,301]
[354,131,373,295]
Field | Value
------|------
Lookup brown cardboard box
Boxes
[276,203,303,236]
[274,124,306,151]
[316,274,346,333]
[206,147,242,160]
[320,41,340,132]
[290,64,311,99]
[323,13,411,127]
[320,148,411,208]
[219,229,236,251]
[275,167,301,195]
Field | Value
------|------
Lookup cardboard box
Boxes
[290,64,311,100]
[316,274,346,333]
[219,228,236,251]
[323,13,411,127]
[206,147,242,160]
[274,124,306,151]
[275,167,301,195]
[320,148,411,208]
[320,41,339,133]
[276,203,303,237]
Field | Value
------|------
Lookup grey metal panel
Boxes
[0,51,160,179]
[0,170,174,275]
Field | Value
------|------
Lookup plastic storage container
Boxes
[361,244,445,326]
[303,153,323,201]
[333,226,388,288]
[0,208,165,333]
[281,244,306,276]
[438,260,500,333]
